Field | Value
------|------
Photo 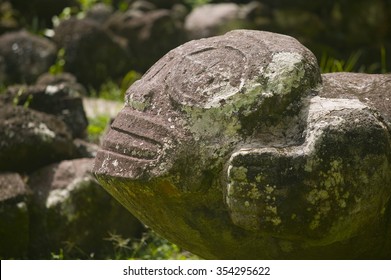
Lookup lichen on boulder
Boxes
[93,30,391,259]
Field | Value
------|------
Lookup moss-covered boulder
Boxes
[93,30,391,259]
[28,158,144,259]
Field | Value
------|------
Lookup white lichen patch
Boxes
[264,52,306,96]
[27,122,56,142]
[46,178,86,208]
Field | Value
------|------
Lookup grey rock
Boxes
[0,172,30,259]
[0,106,75,172]
[1,83,88,138]
[85,3,114,24]
[320,73,391,126]
[105,8,186,72]
[28,158,144,258]
[73,138,99,158]
[53,18,131,89]
[184,2,270,40]
[0,30,57,84]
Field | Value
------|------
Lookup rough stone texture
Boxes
[0,106,76,172]
[1,83,88,138]
[105,7,186,72]
[0,172,30,259]
[184,2,270,40]
[53,18,130,89]
[320,73,391,127]
[28,158,144,258]
[94,30,391,259]
[0,30,57,84]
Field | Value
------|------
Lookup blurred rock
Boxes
[184,2,270,40]
[85,3,114,25]
[1,83,88,138]
[73,138,99,158]
[0,30,57,85]
[0,172,30,259]
[28,158,144,259]
[0,106,75,172]
[106,7,186,72]
[53,18,131,89]
[185,3,240,39]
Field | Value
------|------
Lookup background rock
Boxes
[0,30,57,85]
[0,172,30,259]
[106,7,186,72]
[85,3,114,24]
[184,2,270,40]
[0,106,76,172]
[2,83,88,138]
[28,158,144,258]
[53,18,131,89]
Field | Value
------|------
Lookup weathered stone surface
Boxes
[0,106,75,172]
[28,158,144,258]
[1,83,88,138]
[53,18,130,89]
[0,172,30,259]
[0,30,57,84]
[93,30,391,259]
[320,73,391,126]
[105,7,186,72]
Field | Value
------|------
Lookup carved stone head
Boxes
[93,30,391,259]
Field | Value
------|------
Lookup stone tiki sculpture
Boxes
[93,30,391,259]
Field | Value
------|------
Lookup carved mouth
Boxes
[93,107,173,178]
[101,107,171,161]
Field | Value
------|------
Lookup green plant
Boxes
[319,51,362,73]
[49,48,66,75]
[125,230,199,260]
[89,71,141,101]
[121,70,142,93]
[51,249,65,260]
[91,80,123,101]
[104,232,133,260]
[87,114,110,143]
